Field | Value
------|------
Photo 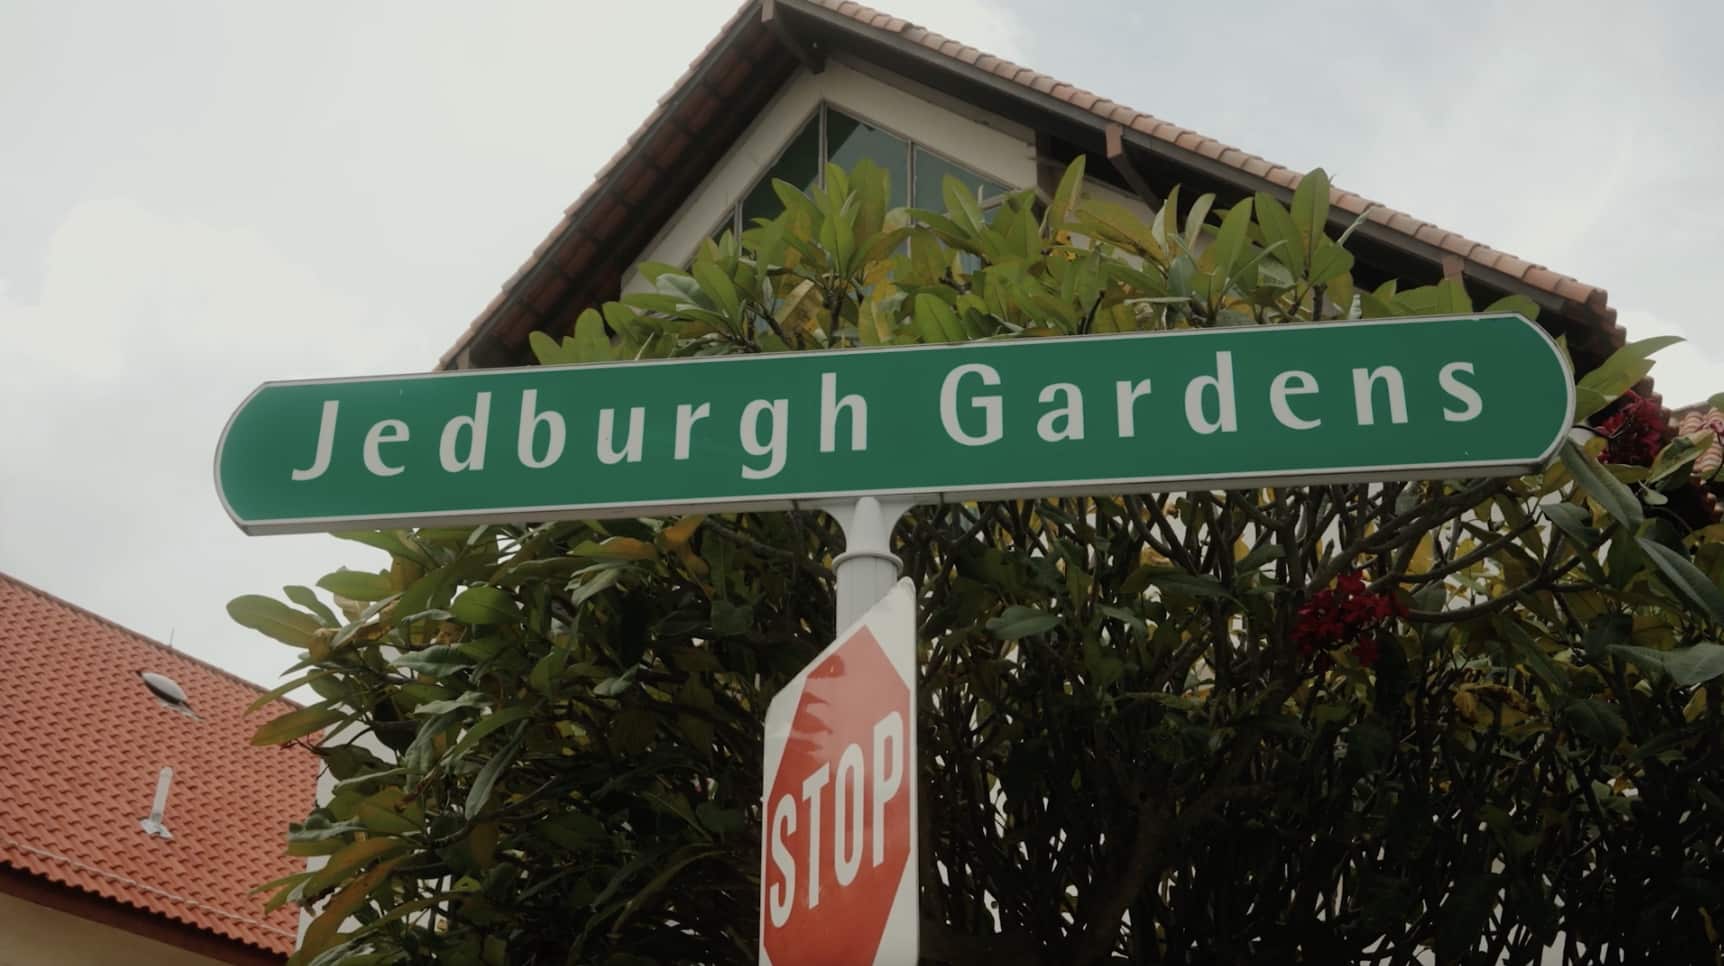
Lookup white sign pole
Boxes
[821,495,914,627]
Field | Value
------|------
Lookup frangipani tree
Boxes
[235,160,1724,965]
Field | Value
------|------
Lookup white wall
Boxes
[0,892,230,966]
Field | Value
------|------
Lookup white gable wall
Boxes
[623,57,1037,293]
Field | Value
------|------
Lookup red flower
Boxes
[1595,391,1664,467]
[1293,570,1403,668]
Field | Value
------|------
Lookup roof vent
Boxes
[138,767,174,839]
[139,671,198,718]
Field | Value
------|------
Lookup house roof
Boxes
[0,573,318,957]
[438,0,1629,377]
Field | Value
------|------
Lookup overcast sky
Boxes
[3,0,1719,693]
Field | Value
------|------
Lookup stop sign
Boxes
[760,580,917,965]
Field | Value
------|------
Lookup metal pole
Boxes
[821,496,913,630]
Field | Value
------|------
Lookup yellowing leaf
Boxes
[295,855,405,961]
[660,515,704,551]
[599,537,658,561]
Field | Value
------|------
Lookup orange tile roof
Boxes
[0,574,318,956]
[438,0,1625,372]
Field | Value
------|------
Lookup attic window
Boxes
[709,103,1009,242]
[140,671,197,718]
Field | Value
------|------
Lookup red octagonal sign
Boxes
[761,580,917,965]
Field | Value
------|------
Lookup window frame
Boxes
[708,102,1012,242]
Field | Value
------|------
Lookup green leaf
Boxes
[1495,617,1564,694]
[529,329,570,366]
[1648,432,1711,484]
[1289,168,1331,259]
[333,529,432,566]
[1484,294,1540,321]
[942,174,987,235]
[1436,873,1499,962]
[1637,538,1724,624]
[1253,192,1304,275]
[1611,643,1724,687]
[1149,571,1236,602]
[450,586,521,625]
[569,567,621,608]
[316,569,395,602]
[987,606,1060,640]
[246,670,331,714]
[610,707,657,755]
[1307,239,1354,286]
[691,262,742,326]
[391,645,476,675]
[1582,613,1632,662]
[529,648,569,696]
[464,731,524,819]
[412,692,490,717]
[447,706,535,763]
[1541,502,1602,551]
[710,599,753,637]
[1180,193,1215,253]
[572,307,613,363]
[1563,698,1626,747]
[1046,155,1087,229]
[594,670,637,698]
[298,853,406,958]
[613,845,726,932]
[284,586,340,627]
[913,292,965,343]
[1560,441,1643,531]
[227,595,323,647]
[1206,198,1253,277]
[1574,336,1682,419]
[251,704,345,746]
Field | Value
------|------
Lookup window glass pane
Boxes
[912,146,1005,214]
[741,113,822,226]
[827,109,908,208]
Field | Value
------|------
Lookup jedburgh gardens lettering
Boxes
[283,352,1489,484]
[216,315,1573,534]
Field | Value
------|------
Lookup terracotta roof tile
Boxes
[1411,224,1447,246]
[1555,276,1597,306]
[1240,156,1273,178]
[1332,191,1370,214]
[0,574,317,955]
[1438,233,1479,258]
[1494,253,1534,280]
[1522,266,1562,294]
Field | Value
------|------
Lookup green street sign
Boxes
[216,314,1573,535]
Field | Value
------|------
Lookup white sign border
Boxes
[216,314,1575,535]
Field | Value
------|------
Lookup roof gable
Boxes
[441,0,1624,381]
[0,574,318,956]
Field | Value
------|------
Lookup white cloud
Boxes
[0,199,411,687]
[1614,310,1721,410]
